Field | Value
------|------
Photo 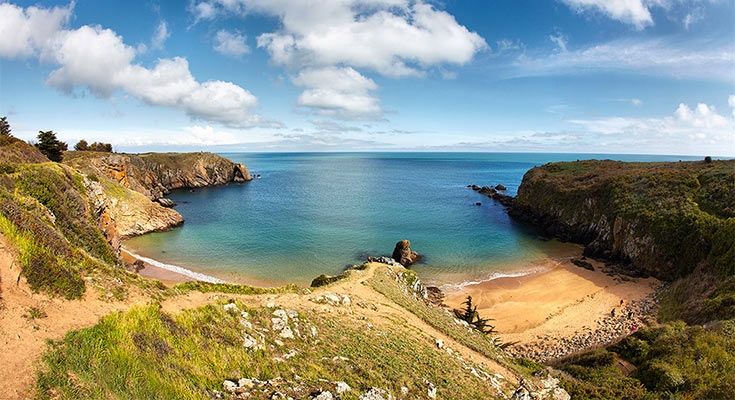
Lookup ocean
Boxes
[123,152,702,287]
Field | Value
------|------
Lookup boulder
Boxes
[392,240,421,267]
[156,197,176,207]
[495,184,507,191]
[571,257,595,271]
[478,186,496,195]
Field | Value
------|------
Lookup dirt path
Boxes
[0,239,518,399]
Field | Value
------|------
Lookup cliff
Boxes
[508,159,735,322]
[63,151,252,200]
[0,142,250,298]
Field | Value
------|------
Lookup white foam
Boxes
[121,248,226,284]
[438,262,560,292]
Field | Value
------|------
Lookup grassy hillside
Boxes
[512,159,735,322]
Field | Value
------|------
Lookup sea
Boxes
[123,152,702,287]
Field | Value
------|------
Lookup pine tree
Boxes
[34,131,67,162]
[74,139,89,151]
[453,296,496,335]
[0,116,11,137]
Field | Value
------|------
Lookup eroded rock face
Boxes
[391,240,420,267]
[66,152,253,201]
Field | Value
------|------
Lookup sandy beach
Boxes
[444,255,662,361]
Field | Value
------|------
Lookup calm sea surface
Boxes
[124,153,701,286]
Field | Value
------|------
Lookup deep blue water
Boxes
[124,152,702,286]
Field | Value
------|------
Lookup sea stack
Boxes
[392,240,421,266]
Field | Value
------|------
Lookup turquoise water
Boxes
[124,152,701,286]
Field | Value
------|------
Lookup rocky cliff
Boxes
[508,159,735,322]
[64,151,252,200]
[509,159,734,280]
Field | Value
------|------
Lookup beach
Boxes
[443,255,662,361]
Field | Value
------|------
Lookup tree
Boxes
[704,156,712,164]
[0,116,11,137]
[454,296,496,335]
[74,139,89,151]
[34,131,67,162]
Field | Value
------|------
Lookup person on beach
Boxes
[620,299,624,306]
[611,309,616,317]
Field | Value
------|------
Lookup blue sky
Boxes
[0,0,733,155]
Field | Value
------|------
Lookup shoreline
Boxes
[121,248,225,284]
[443,256,662,362]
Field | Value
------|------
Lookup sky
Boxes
[0,0,733,156]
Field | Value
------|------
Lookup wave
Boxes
[121,248,227,284]
[438,262,561,292]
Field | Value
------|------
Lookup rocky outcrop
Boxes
[507,159,735,282]
[468,184,515,206]
[65,152,252,200]
[84,177,183,242]
[392,240,421,266]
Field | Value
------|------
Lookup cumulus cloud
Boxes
[515,37,735,83]
[729,95,735,116]
[213,29,250,57]
[190,0,487,119]
[291,67,381,119]
[151,20,170,50]
[632,98,643,106]
[567,101,735,154]
[559,0,654,29]
[0,2,269,128]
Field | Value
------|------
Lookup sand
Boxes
[443,255,661,350]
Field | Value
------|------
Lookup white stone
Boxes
[359,387,393,400]
[243,333,258,349]
[238,378,255,388]
[223,303,238,312]
[223,380,238,392]
[401,386,408,395]
[435,339,443,349]
[334,381,351,393]
[273,309,288,320]
[280,326,295,339]
[266,302,276,308]
[272,317,286,331]
[314,392,334,400]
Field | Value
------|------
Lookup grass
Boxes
[175,281,305,295]
[36,301,511,399]
[24,306,48,320]
[555,321,735,399]
[365,265,513,369]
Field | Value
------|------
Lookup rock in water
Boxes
[495,184,507,191]
[392,240,421,267]
[156,197,176,207]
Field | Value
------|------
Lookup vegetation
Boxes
[454,296,496,335]
[36,301,507,399]
[74,139,113,152]
[310,264,367,287]
[175,281,303,295]
[556,321,735,399]
[0,116,11,137]
[23,306,48,320]
[366,265,506,364]
[515,159,735,322]
[34,131,67,162]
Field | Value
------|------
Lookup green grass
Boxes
[175,281,304,295]
[365,266,509,368]
[556,321,735,399]
[36,301,511,399]
[24,306,48,320]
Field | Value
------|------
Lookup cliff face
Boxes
[64,152,252,200]
[509,159,735,281]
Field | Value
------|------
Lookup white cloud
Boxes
[191,0,487,119]
[559,0,654,29]
[214,29,250,57]
[151,21,170,50]
[567,101,735,155]
[728,95,735,107]
[632,98,643,106]
[0,3,268,128]
[291,67,381,119]
[515,37,735,83]
[549,32,568,52]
